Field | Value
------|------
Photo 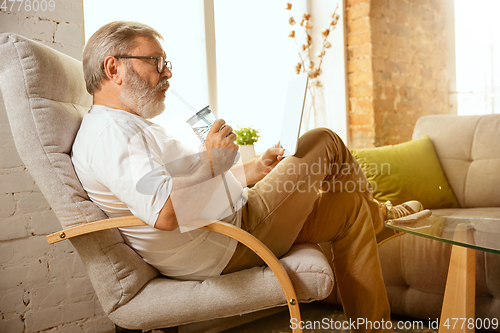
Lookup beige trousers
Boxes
[223,128,391,332]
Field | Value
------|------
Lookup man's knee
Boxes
[303,127,336,139]
[304,128,344,146]
[295,127,345,158]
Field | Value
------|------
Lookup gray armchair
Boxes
[0,33,334,332]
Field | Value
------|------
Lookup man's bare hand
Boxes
[204,119,239,176]
[259,142,285,175]
[234,143,285,186]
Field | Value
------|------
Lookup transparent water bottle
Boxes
[186,105,216,143]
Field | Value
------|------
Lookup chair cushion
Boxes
[0,32,98,228]
[108,243,334,331]
[0,33,159,314]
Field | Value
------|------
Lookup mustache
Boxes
[155,78,170,91]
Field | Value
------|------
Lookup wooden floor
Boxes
[221,303,439,333]
[128,303,443,333]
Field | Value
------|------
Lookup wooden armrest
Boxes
[46,216,147,244]
[46,217,302,332]
[201,222,301,327]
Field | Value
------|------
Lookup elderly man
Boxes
[73,21,423,332]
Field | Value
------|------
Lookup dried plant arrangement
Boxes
[286,2,340,86]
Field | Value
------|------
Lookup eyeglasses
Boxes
[115,55,172,74]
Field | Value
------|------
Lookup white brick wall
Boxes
[0,1,115,332]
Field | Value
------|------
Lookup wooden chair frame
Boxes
[47,217,303,333]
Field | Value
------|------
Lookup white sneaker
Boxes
[383,200,424,220]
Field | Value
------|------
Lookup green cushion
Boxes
[351,135,460,209]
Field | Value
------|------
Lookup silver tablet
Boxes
[279,74,309,156]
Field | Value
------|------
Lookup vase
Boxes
[239,144,256,161]
[300,79,329,135]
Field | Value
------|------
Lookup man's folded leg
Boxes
[294,191,392,333]
[223,127,367,273]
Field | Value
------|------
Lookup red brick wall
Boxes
[347,0,374,148]
[347,0,450,148]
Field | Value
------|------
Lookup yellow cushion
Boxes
[351,135,460,209]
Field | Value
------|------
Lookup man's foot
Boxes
[382,200,424,220]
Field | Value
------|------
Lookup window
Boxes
[213,0,300,152]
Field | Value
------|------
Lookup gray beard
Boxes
[121,64,168,119]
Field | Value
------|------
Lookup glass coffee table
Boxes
[385,216,500,333]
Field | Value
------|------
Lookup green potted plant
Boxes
[234,126,260,161]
